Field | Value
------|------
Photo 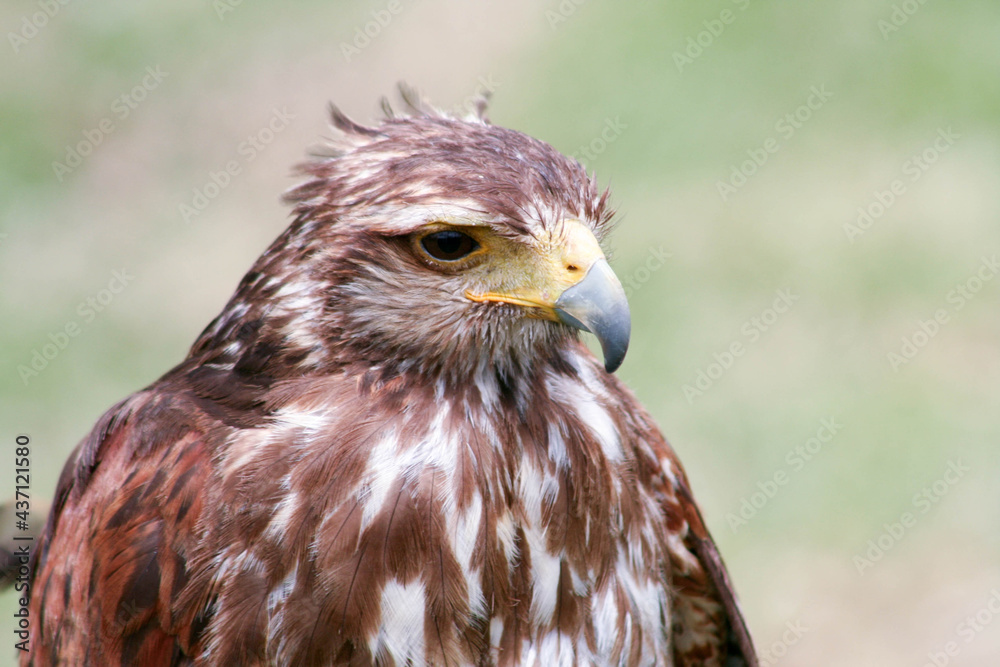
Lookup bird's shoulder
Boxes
[598,370,758,667]
[28,382,222,666]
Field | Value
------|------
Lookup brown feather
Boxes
[24,90,755,667]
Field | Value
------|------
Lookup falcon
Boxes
[23,88,757,666]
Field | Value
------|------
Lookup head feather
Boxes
[285,85,612,240]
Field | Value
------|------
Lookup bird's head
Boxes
[193,89,630,383]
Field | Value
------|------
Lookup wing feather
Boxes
[25,389,215,666]
[603,369,758,667]
[674,471,759,666]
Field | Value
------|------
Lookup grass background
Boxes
[2,1,998,664]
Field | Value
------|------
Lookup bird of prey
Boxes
[24,88,757,666]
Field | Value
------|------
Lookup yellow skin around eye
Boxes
[414,220,606,322]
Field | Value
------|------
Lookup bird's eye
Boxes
[419,230,480,262]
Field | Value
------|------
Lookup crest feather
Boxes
[311,83,491,159]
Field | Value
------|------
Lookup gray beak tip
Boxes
[602,340,628,374]
[554,259,631,374]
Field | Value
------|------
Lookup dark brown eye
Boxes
[420,230,479,262]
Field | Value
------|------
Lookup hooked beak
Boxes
[554,258,631,373]
[465,219,631,373]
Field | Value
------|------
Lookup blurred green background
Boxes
[2,1,998,665]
